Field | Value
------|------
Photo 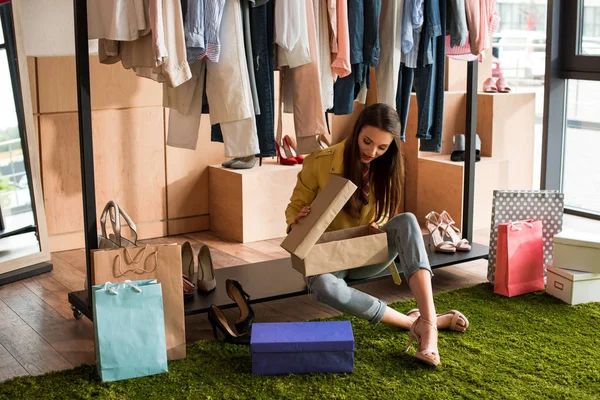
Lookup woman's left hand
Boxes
[370,222,380,229]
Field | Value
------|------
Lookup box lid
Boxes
[250,321,355,353]
[280,176,357,260]
[553,230,600,250]
[547,264,600,282]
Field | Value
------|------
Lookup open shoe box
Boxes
[281,176,389,276]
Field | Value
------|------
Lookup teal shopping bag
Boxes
[92,279,168,382]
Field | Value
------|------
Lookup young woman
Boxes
[285,103,469,367]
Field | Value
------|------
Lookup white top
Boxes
[275,0,312,68]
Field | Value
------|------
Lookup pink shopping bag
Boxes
[494,220,545,297]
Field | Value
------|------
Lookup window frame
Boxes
[560,0,600,80]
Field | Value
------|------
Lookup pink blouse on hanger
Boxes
[446,0,499,60]
[331,0,351,78]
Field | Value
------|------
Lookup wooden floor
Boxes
[0,230,489,383]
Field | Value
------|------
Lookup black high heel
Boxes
[225,279,255,335]
[207,305,250,345]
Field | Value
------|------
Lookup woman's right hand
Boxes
[290,206,311,230]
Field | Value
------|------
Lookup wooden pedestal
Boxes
[417,155,509,232]
[208,159,302,243]
[404,91,536,231]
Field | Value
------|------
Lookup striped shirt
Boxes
[401,0,424,68]
[186,0,226,64]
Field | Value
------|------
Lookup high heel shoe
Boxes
[226,279,255,334]
[276,141,298,166]
[425,212,456,253]
[405,316,440,367]
[439,211,471,251]
[181,242,196,300]
[197,245,216,293]
[283,135,304,164]
[207,305,251,345]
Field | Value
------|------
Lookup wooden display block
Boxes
[37,56,162,114]
[416,155,509,232]
[445,54,492,92]
[477,92,536,159]
[209,159,302,243]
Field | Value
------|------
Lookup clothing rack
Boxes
[67,0,485,321]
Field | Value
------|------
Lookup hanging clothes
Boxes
[185,0,226,64]
[447,0,468,48]
[330,0,352,79]
[96,0,192,88]
[87,0,150,41]
[212,0,277,158]
[275,0,312,68]
[396,0,446,153]
[282,0,330,154]
[375,0,404,109]
[330,0,382,115]
[401,0,424,68]
[164,0,259,157]
[446,0,499,59]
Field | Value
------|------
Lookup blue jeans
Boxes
[211,1,276,157]
[330,0,381,116]
[330,64,370,115]
[306,213,432,325]
[396,0,446,152]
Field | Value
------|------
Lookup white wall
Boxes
[16,0,97,56]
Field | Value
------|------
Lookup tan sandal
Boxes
[405,317,440,367]
[437,310,469,332]
[439,211,471,251]
[425,212,456,253]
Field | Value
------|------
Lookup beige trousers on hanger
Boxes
[164,0,259,157]
[375,0,404,108]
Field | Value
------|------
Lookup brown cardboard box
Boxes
[281,176,389,276]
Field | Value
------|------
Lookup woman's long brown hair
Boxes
[343,103,403,223]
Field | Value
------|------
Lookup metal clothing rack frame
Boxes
[67,0,485,320]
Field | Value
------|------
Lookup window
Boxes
[0,3,37,235]
[560,0,600,78]
[562,80,600,214]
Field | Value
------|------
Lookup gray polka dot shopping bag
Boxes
[488,190,564,284]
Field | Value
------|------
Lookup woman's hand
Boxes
[370,222,380,229]
[290,206,311,230]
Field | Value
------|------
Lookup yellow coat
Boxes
[285,139,377,233]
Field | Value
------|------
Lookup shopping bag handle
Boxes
[112,246,159,278]
[100,201,138,246]
[103,280,143,295]
[509,220,534,231]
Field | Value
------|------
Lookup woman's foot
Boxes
[405,309,469,332]
[406,317,440,367]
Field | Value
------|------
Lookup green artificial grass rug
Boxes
[1,284,599,400]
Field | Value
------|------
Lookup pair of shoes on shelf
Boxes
[221,155,262,169]
[483,77,511,93]
[425,211,472,253]
[208,279,255,345]
[180,242,217,298]
[276,135,305,165]
[450,134,481,162]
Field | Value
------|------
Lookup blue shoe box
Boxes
[250,321,355,375]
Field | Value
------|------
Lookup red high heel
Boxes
[276,141,298,165]
[283,135,304,164]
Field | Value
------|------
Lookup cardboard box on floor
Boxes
[281,176,389,276]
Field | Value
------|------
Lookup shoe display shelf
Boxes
[403,91,536,233]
